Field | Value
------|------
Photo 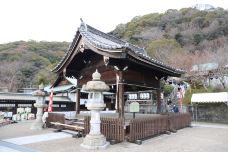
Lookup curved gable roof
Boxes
[53,20,185,76]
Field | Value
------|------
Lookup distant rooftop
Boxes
[192,4,215,11]
[191,63,218,72]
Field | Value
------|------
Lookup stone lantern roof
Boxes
[82,70,109,92]
[32,84,46,96]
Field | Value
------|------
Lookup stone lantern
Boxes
[81,70,110,149]
[30,83,47,130]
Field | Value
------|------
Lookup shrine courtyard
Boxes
[0,120,228,152]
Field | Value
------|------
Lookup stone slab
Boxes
[3,132,71,145]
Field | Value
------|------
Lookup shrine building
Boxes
[52,20,184,118]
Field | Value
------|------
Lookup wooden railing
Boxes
[84,116,125,142]
[128,115,168,142]
[47,112,191,143]
[46,112,65,128]
[168,113,191,130]
[128,113,191,142]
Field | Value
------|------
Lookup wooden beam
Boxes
[76,89,81,114]
[50,122,84,131]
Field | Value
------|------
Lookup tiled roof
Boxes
[53,20,185,75]
[0,92,72,102]
[44,84,75,93]
[79,23,146,53]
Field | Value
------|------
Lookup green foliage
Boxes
[0,41,69,89]
[21,67,33,78]
[37,73,47,85]
[193,33,205,45]
[110,7,228,55]
[183,86,228,104]
[191,17,206,28]
[191,80,204,89]
[147,38,181,56]
[0,41,23,52]
[35,69,57,86]
[112,13,161,40]
[183,87,214,104]
[175,33,184,46]
[0,52,22,61]
[163,84,174,96]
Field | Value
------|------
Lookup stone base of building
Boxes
[80,134,109,150]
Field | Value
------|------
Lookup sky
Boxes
[0,0,227,44]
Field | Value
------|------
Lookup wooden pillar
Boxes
[156,89,161,113]
[76,88,81,114]
[115,73,120,113]
[14,102,18,114]
[118,71,125,118]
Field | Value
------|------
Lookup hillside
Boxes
[0,41,69,91]
[1,7,228,92]
[110,7,228,70]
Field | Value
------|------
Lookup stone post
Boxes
[80,70,110,150]
[30,84,47,130]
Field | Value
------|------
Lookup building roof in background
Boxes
[65,77,77,85]
[191,63,218,72]
[0,92,72,102]
[191,92,228,105]
[44,84,75,93]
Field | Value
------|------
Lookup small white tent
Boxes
[191,92,228,105]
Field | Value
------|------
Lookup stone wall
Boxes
[191,103,228,123]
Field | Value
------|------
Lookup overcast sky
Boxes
[0,0,227,43]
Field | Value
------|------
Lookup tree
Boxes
[0,61,24,91]
[193,33,205,45]
[175,33,184,46]
[147,38,182,63]
[208,47,228,88]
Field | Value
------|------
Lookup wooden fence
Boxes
[128,113,191,142]
[168,113,191,130]
[84,116,125,142]
[128,115,169,142]
[47,112,191,143]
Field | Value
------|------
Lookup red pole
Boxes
[48,88,53,112]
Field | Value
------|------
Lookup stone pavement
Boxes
[0,120,54,139]
[0,141,37,152]
[0,120,228,152]
[0,120,70,152]
[3,132,72,145]
[191,121,228,129]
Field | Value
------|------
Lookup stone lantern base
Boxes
[80,134,109,150]
[30,103,47,130]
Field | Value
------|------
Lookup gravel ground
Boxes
[0,120,54,139]
[24,126,228,152]
[1,121,228,152]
